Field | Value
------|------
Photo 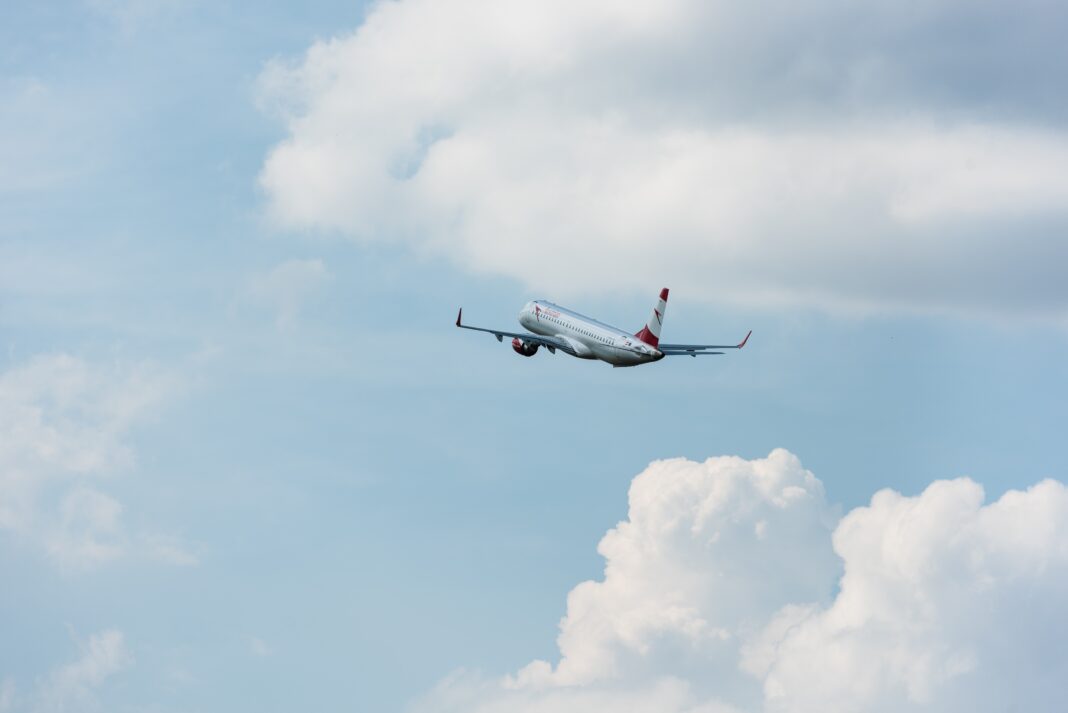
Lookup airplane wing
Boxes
[659,330,751,356]
[455,308,577,356]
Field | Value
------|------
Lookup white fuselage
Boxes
[517,301,664,367]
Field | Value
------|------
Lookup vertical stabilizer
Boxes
[635,288,668,347]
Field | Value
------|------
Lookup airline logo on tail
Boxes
[635,288,669,348]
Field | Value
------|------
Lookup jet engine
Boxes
[511,337,539,357]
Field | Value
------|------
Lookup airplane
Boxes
[455,288,750,368]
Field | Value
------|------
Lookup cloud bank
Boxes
[413,449,1068,712]
[259,0,1068,319]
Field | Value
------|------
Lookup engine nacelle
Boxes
[511,337,540,357]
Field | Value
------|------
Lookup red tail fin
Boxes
[635,288,668,347]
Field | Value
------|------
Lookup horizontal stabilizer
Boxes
[659,330,751,352]
[660,350,725,357]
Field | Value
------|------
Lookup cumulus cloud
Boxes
[761,477,1068,713]
[0,354,195,569]
[258,0,1068,320]
[413,450,1068,713]
[512,450,839,695]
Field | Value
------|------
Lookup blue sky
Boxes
[2,2,1068,712]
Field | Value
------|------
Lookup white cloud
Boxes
[142,533,200,566]
[249,637,274,658]
[45,488,126,569]
[0,354,195,569]
[417,672,742,713]
[245,258,332,329]
[0,630,131,712]
[259,0,1068,320]
[414,450,1068,713]
[32,629,131,713]
[760,477,1068,713]
[514,450,838,693]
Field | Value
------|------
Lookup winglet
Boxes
[456,308,463,327]
[738,330,752,349]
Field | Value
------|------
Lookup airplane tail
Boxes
[635,288,668,348]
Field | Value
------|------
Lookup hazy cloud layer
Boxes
[413,450,1068,712]
[244,258,332,330]
[0,629,130,713]
[0,354,194,569]
[259,0,1068,319]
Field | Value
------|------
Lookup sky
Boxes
[2,1,1067,711]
